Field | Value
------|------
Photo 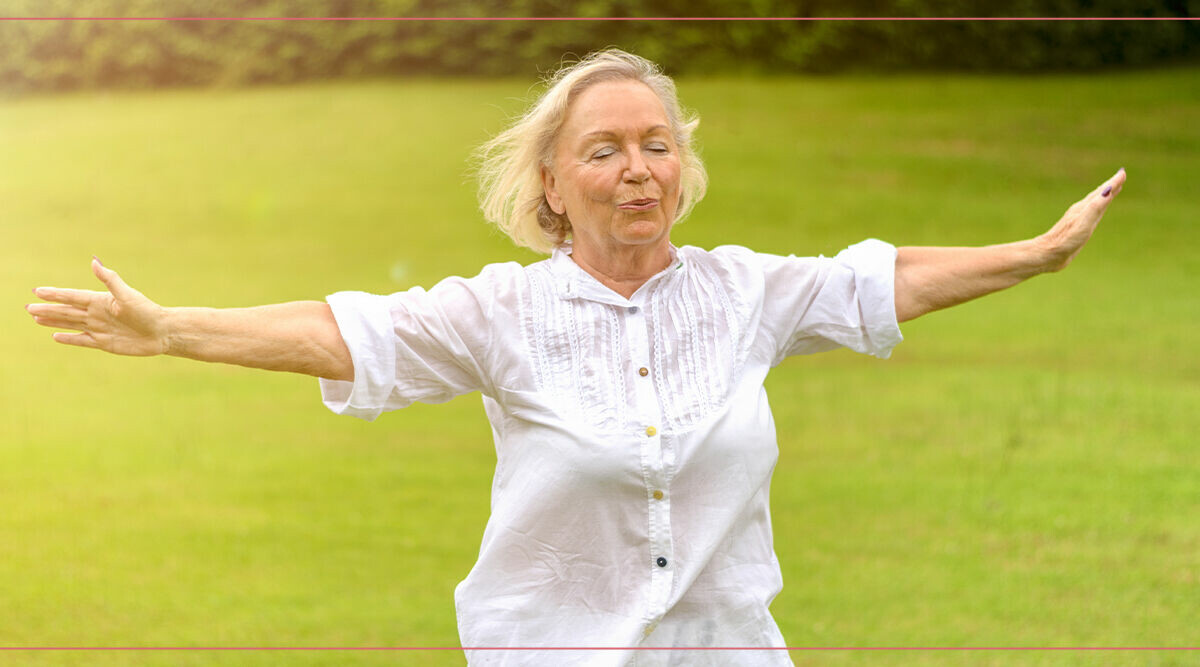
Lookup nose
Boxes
[623,149,651,184]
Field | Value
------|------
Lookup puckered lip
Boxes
[618,198,658,207]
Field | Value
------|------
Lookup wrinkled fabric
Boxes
[319,240,903,666]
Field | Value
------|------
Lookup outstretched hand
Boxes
[28,258,170,356]
[1036,167,1127,272]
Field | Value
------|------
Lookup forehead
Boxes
[560,80,671,140]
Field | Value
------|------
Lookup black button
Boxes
[656,557,667,568]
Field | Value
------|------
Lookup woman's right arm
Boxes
[27,258,354,381]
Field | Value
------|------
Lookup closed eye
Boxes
[591,148,616,160]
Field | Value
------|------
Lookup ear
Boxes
[540,164,566,215]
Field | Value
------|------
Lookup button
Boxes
[638,367,649,377]
[643,622,658,637]
[628,306,639,314]
[656,557,668,568]
[652,490,664,500]
[645,426,657,437]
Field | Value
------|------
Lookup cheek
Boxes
[658,162,683,200]
[577,169,618,203]
[657,156,681,185]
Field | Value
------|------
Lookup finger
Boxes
[91,257,134,299]
[33,316,87,331]
[1093,167,1126,200]
[1085,168,1127,212]
[52,332,100,349]
[26,303,88,321]
[1108,167,1127,197]
[31,287,106,308]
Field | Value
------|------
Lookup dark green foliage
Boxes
[2,0,1197,94]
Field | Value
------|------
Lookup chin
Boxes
[618,219,670,245]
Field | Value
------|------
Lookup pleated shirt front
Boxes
[318,240,904,666]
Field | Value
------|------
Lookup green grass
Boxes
[1,69,1198,666]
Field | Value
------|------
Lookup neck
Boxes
[568,237,672,300]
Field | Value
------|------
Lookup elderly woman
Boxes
[28,49,1123,665]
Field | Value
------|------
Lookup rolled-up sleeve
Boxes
[761,238,904,364]
[319,273,496,422]
[319,291,401,421]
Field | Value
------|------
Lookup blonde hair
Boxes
[475,48,708,254]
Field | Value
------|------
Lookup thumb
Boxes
[91,256,133,298]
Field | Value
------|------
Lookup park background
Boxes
[1,1,1198,665]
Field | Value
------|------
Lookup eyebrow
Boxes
[581,124,670,140]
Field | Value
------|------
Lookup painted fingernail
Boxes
[1102,186,1113,197]
[93,255,103,266]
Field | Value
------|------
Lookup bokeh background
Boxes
[2,2,1198,666]
[4,0,1200,94]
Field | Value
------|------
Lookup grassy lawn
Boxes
[1,68,1197,666]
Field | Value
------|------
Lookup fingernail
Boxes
[1102,186,1113,197]
[93,255,103,266]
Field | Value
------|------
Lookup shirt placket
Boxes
[624,301,673,634]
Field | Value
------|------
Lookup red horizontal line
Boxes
[0,16,1196,21]
[3,646,1199,651]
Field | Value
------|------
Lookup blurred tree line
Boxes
[2,0,1198,94]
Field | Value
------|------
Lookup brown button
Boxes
[652,490,664,500]
[638,367,649,377]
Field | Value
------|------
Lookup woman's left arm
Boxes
[894,168,1126,323]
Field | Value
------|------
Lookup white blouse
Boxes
[319,239,903,666]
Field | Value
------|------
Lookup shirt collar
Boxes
[549,242,686,307]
